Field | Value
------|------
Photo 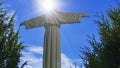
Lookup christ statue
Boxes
[20,10,89,68]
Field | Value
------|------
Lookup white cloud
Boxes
[20,46,80,68]
[61,54,80,68]
[28,46,43,54]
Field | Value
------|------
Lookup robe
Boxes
[21,11,89,68]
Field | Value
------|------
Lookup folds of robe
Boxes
[20,11,89,68]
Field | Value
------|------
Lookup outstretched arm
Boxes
[20,15,46,29]
[58,12,89,24]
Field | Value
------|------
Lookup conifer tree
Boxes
[81,2,120,68]
[0,2,24,68]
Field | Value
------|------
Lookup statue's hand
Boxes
[20,22,25,26]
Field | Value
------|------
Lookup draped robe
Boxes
[21,11,89,68]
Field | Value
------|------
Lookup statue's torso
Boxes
[43,12,61,27]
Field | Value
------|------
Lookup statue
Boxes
[20,10,89,68]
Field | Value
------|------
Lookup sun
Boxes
[41,0,57,12]
[34,0,61,14]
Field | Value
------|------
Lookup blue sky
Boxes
[2,0,118,68]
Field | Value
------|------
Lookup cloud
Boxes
[61,54,80,68]
[20,46,80,68]
[28,46,43,54]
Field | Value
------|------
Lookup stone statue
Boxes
[20,10,89,68]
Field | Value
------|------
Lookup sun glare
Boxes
[35,0,61,14]
[41,0,57,12]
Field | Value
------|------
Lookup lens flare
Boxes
[41,0,57,12]
[34,0,61,14]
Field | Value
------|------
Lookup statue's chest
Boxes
[45,15,60,25]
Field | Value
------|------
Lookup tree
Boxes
[81,2,120,68]
[0,2,24,68]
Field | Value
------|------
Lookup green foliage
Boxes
[0,2,24,68]
[81,3,120,68]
